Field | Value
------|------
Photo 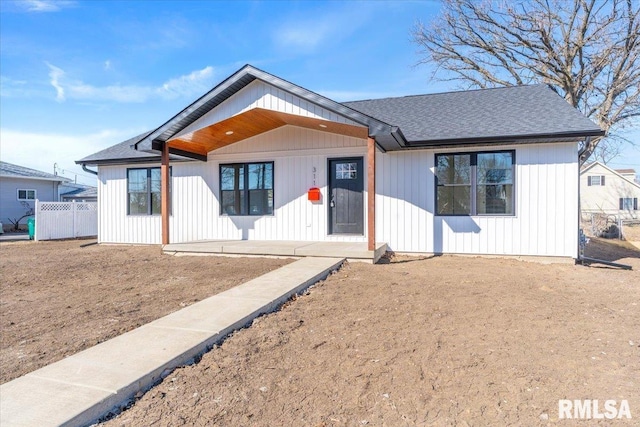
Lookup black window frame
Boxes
[126,167,171,216]
[219,161,274,216]
[435,150,516,217]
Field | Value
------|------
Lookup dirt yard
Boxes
[0,240,291,383]
[100,240,639,426]
[623,223,640,245]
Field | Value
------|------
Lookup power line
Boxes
[54,164,98,182]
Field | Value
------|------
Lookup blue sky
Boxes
[1,0,638,186]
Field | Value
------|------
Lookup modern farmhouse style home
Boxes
[78,65,604,259]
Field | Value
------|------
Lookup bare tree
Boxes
[6,201,34,232]
[412,0,640,164]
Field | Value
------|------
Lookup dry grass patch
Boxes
[0,240,291,383]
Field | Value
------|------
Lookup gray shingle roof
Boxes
[61,187,98,199]
[343,85,603,145]
[0,161,68,181]
[76,131,156,165]
[78,77,605,164]
[77,131,198,165]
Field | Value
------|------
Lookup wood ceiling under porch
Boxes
[165,108,370,158]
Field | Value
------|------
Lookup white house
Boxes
[78,65,604,259]
[581,162,640,219]
[614,168,639,184]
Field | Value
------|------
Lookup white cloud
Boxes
[276,23,332,51]
[160,67,215,98]
[0,76,29,98]
[19,0,76,12]
[104,60,112,71]
[44,63,216,103]
[273,6,371,52]
[45,62,66,101]
[0,128,143,185]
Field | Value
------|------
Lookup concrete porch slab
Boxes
[295,241,388,262]
[164,240,388,263]
[222,240,314,256]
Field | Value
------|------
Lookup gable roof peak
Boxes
[134,63,398,155]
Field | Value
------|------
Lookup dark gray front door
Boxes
[329,158,364,234]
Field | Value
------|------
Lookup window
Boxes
[436,151,515,216]
[435,154,471,215]
[127,167,170,215]
[588,175,605,186]
[220,162,273,216]
[620,198,638,211]
[336,162,358,179]
[17,189,36,201]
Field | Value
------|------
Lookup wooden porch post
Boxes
[161,142,170,245]
[367,137,376,251]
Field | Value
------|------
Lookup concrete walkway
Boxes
[0,233,30,242]
[0,257,344,427]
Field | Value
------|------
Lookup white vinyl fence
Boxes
[35,200,97,241]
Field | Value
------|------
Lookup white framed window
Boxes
[17,189,36,201]
[336,162,358,179]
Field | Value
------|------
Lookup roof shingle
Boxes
[76,131,156,164]
[61,187,98,199]
[343,84,603,143]
[0,161,68,181]
[77,131,197,165]
[78,76,605,164]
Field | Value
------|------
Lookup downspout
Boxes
[578,136,590,166]
[577,142,583,262]
[82,164,98,176]
[576,136,592,261]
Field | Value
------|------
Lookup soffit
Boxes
[167,108,368,155]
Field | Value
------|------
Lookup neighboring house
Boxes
[614,168,639,184]
[60,187,98,202]
[581,162,640,219]
[59,183,98,202]
[0,161,69,230]
[77,65,604,258]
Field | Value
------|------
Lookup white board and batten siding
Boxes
[98,126,368,245]
[174,80,361,140]
[99,126,579,258]
[375,142,579,258]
